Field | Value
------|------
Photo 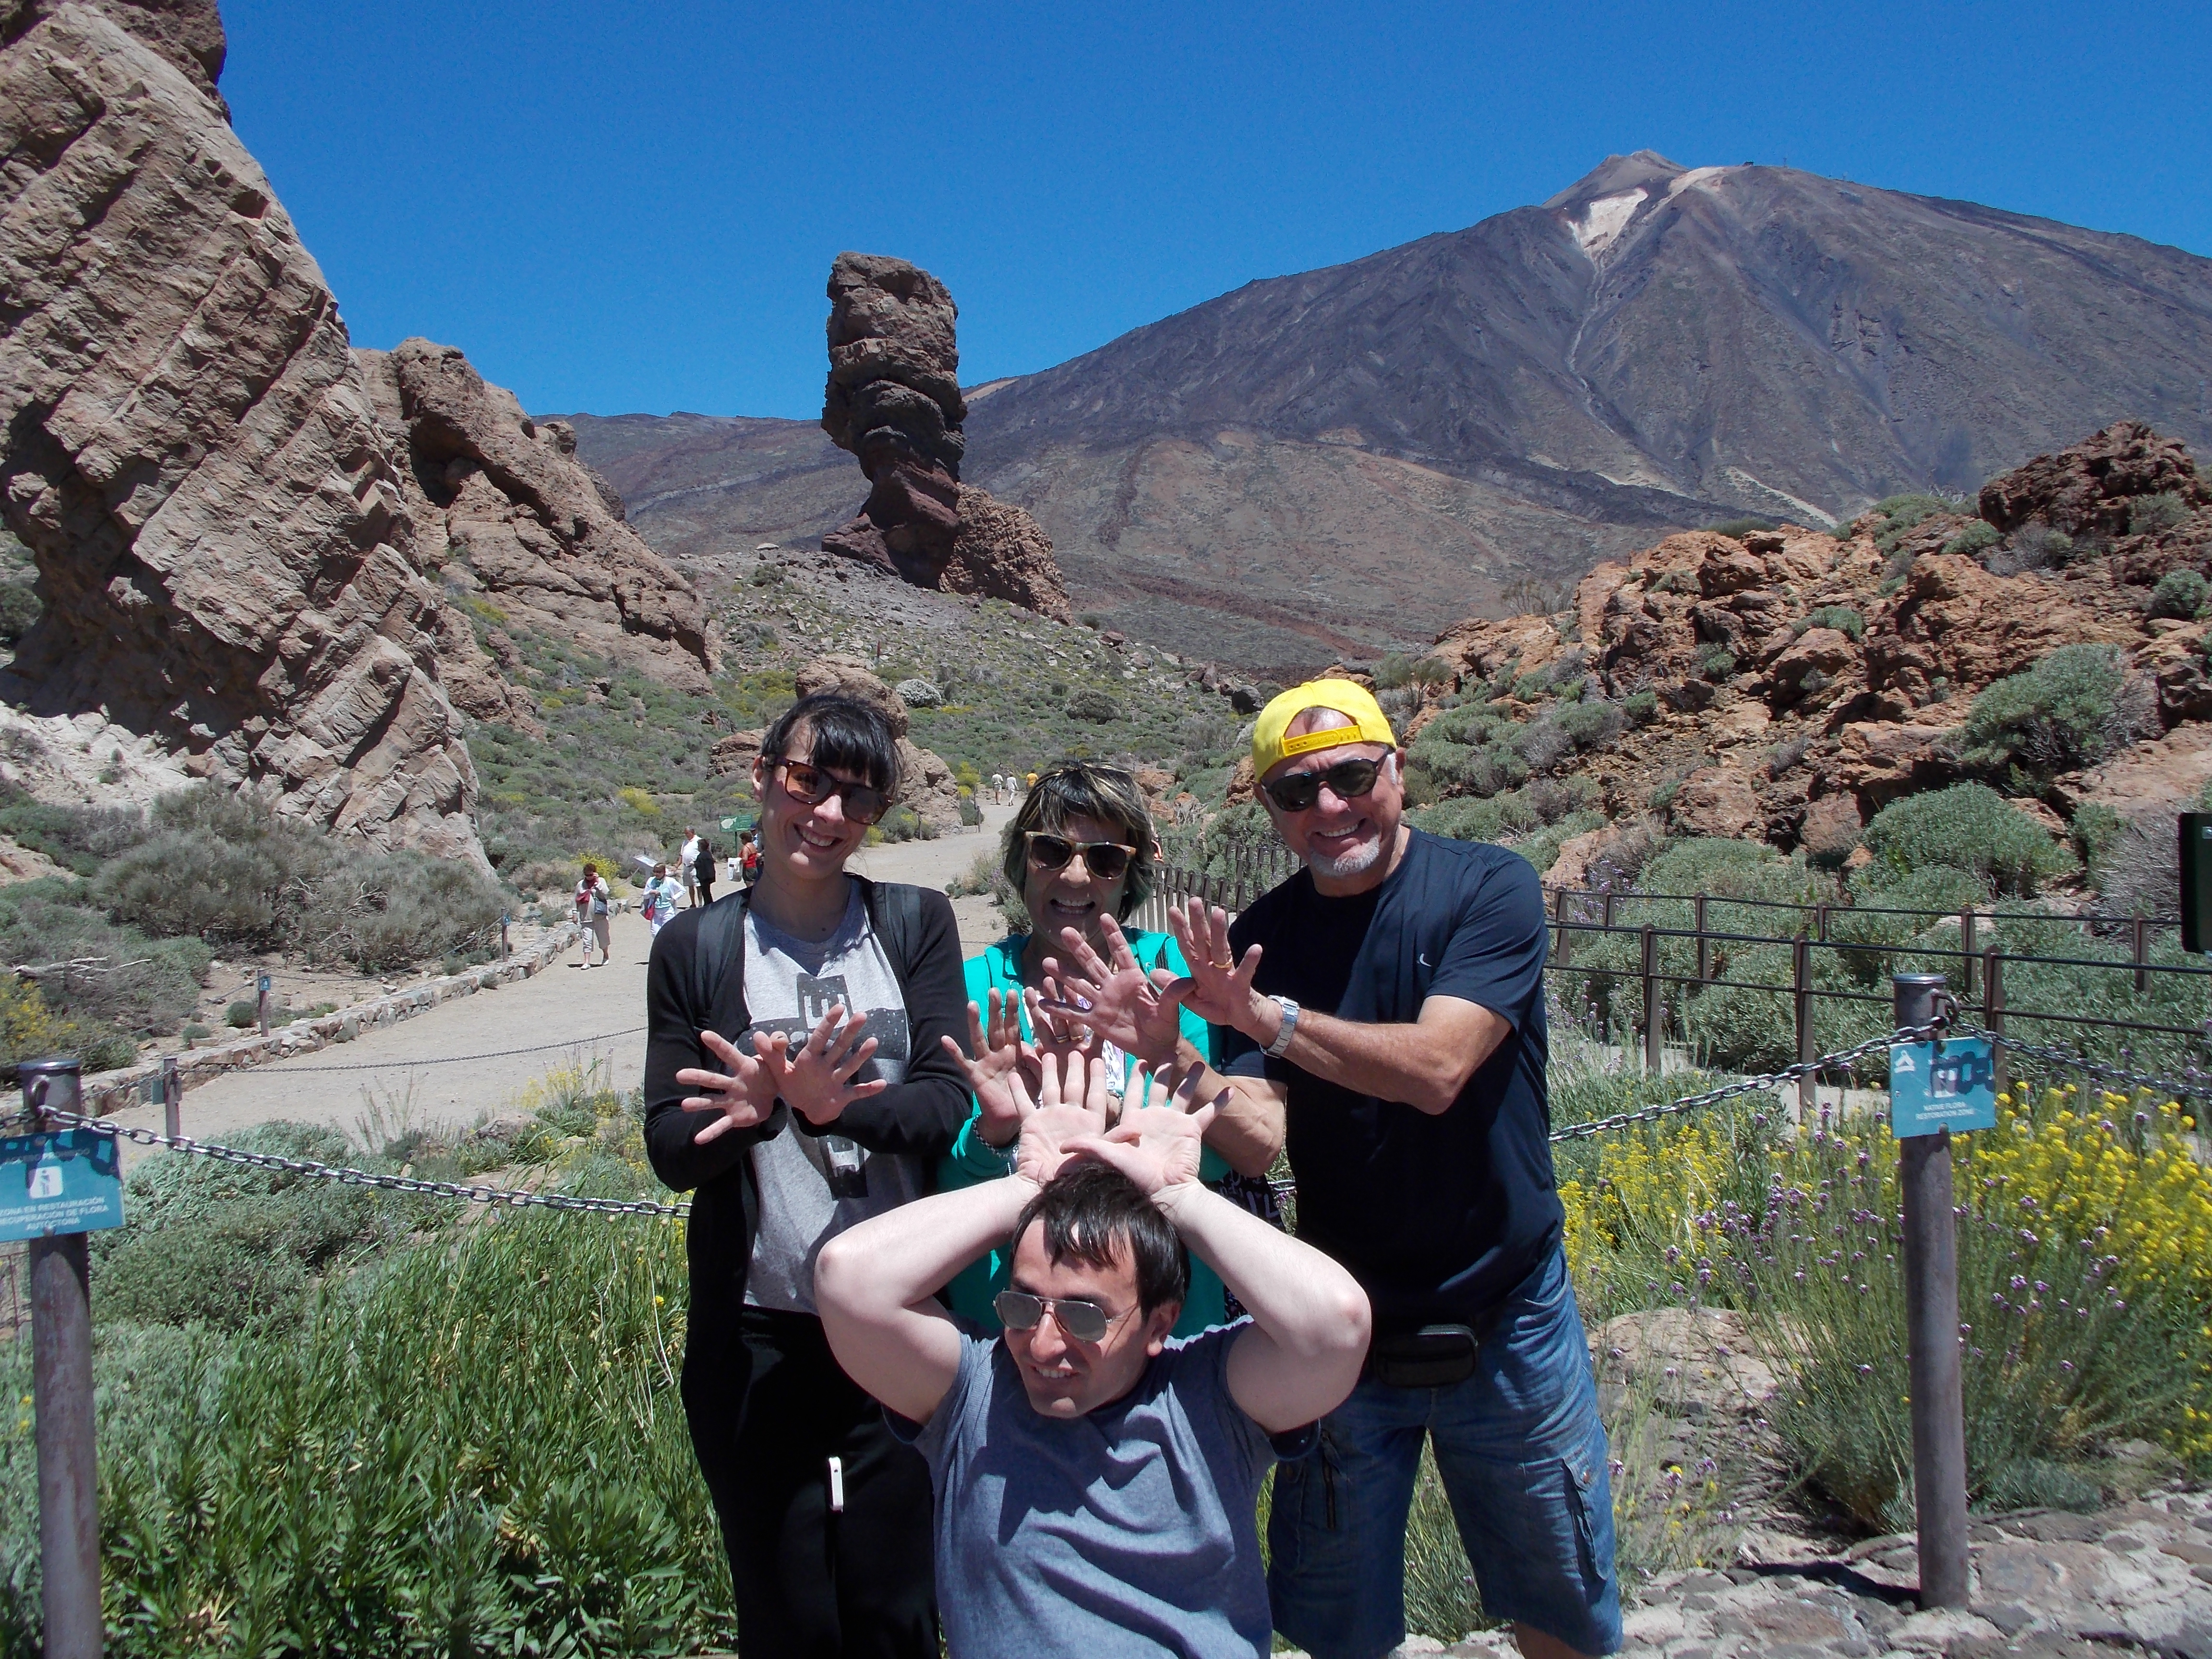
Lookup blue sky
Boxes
[223,0,2212,421]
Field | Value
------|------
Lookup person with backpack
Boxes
[739,829,762,888]
[574,863,612,967]
[642,690,972,1658]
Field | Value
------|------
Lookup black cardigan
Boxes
[642,879,974,1410]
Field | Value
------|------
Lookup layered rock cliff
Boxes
[0,0,490,856]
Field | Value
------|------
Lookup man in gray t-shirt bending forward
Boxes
[816,1054,1372,1658]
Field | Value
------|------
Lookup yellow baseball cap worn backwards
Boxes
[1251,679,1398,777]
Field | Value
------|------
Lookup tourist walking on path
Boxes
[815,1051,1370,1659]
[641,690,973,1658]
[740,829,762,887]
[680,828,702,906]
[574,864,612,967]
[933,759,1281,1336]
[694,834,718,906]
[1049,678,1620,1659]
[641,864,678,940]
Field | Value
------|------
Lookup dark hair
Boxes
[999,761,1158,918]
[760,692,902,799]
[1010,1161,1188,1317]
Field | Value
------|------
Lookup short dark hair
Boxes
[999,761,1158,918]
[1011,1161,1188,1317]
[760,692,901,799]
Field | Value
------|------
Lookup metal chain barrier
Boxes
[14,1105,690,1218]
[1951,1021,2212,1104]
[206,1024,649,1076]
[1547,1020,1948,1142]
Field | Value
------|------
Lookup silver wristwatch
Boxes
[1264,996,1301,1058]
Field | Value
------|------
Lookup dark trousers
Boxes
[688,1305,937,1659]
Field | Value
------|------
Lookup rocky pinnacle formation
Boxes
[819,253,1071,620]
[0,0,499,857]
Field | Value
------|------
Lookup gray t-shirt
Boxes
[743,885,926,1313]
[901,1322,1277,1658]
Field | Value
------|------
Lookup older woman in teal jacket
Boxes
[935,761,1284,1335]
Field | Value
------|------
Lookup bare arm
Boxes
[1169,900,1509,1115]
[815,1170,1036,1424]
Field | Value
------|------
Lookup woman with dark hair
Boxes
[640,690,971,1659]
[692,832,716,905]
[934,760,1284,1334]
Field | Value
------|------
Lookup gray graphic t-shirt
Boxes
[742,886,926,1313]
[901,1322,1277,1658]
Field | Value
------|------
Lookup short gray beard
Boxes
[1307,830,1383,880]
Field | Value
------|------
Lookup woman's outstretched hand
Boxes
[758,1004,890,1127]
[1041,913,1185,1068]
[939,989,1036,1148]
[677,1028,780,1143]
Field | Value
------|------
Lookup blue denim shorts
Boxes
[1267,1247,1621,1659]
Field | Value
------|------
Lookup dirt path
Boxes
[101,804,1017,1159]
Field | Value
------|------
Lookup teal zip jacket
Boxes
[938,928,1229,1335]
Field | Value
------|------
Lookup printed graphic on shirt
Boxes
[740,971,912,1068]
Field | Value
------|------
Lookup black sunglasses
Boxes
[993,1288,1126,1344]
[1025,832,1136,881]
[1261,756,1384,814]
[768,756,890,825]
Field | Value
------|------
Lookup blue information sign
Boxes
[1888,1038,1998,1137]
[0,1128,125,1241]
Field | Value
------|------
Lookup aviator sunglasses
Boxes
[1024,831,1137,881]
[767,756,890,825]
[1260,756,1384,814]
[993,1288,1129,1344]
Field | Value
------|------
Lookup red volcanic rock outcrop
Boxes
[1978,420,2209,538]
[819,254,1071,621]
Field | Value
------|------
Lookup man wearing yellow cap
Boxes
[1044,678,1617,1659]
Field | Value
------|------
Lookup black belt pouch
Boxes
[1365,1322,1482,1389]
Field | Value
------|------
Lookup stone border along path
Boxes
[81,804,1017,1159]
[1346,1487,2212,1659]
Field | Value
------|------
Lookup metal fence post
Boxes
[2133,915,2149,994]
[1694,893,1709,983]
[1891,974,1971,1609]
[1640,924,1661,1073]
[501,911,512,962]
[1794,934,1815,1116]
[24,1056,101,1659]
[162,1052,180,1140]
[1984,948,2007,1098]
[1601,890,1616,931]
[1959,911,1976,997]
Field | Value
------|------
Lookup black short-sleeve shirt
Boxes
[1221,828,1560,1331]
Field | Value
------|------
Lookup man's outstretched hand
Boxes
[1069,1064,1221,1198]
[1162,898,1266,1033]
[1015,1050,1113,1187]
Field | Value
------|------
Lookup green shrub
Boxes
[2147,568,2209,620]
[1868,494,1952,554]
[1794,605,1865,642]
[224,999,257,1028]
[2130,492,2191,535]
[1697,646,1736,680]
[869,804,936,843]
[1940,520,1999,558]
[0,789,148,875]
[1706,517,1775,539]
[1064,688,1123,722]
[0,973,134,1076]
[1957,643,2145,778]
[1622,688,1658,724]
[1859,782,2074,895]
[1987,523,2076,577]
[1373,653,1454,690]
[1505,810,1606,875]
